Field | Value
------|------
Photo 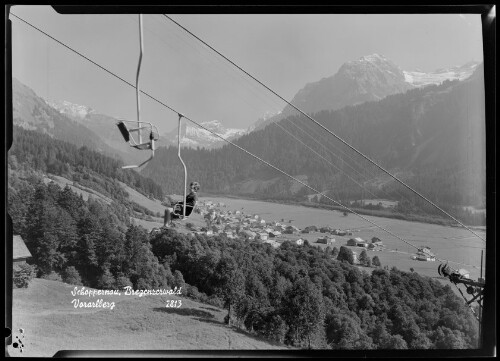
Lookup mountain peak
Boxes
[163,119,248,149]
[45,99,95,119]
[359,53,387,62]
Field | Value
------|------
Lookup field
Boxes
[42,175,112,204]
[38,174,486,281]
[7,279,286,357]
[201,196,487,283]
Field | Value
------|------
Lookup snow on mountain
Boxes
[166,119,249,149]
[403,61,480,87]
[270,53,413,123]
[247,110,281,132]
[45,99,95,119]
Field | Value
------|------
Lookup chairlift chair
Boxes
[116,14,160,169]
[117,120,159,168]
[171,113,192,220]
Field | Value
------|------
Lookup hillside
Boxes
[12,78,127,162]
[279,54,413,120]
[8,168,479,351]
[257,56,479,130]
[9,125,164,201]
[46,99,169,166]
[8,279,284,356]
[141,64,486,223]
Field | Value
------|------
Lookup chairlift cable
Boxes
[147,13,412,204]
[163,14,486,243]
[155,14,402,201]
[270,120,383,201]
[11,13,481,266]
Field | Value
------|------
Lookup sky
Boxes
[10,6,484,134]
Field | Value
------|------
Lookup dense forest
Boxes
[142,69,486,225]
[9,125,164,200]
[8,174,478,349]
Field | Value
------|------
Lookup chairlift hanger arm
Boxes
[177,113,188,218]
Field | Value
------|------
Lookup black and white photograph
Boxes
[5,5,496,357]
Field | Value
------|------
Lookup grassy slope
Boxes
[7,279,285,357]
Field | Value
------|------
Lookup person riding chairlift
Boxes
[163,182,200,228]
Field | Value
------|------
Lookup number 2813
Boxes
[166,300,182,308]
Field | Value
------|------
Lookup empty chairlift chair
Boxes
[117,120,159,168]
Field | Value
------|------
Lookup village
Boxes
[153,199,438,266]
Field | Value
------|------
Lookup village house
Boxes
[264,239,280,248]
[419,246,434,256]
[295,239,304,246]
[371,237,383,246]
[240,230,256,240]
[305,225,318,232]
[258,232,269,241]
[317,237,335,245]
[268,231,281,238]
[13,235,32,267]
[347,238,356,246]
[413,246,436,261]
[415,253,436,262]
[348,237,366,247]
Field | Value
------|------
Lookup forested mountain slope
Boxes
[142,65,485,213]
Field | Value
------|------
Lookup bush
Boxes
[40,270,62,282]
[97,269,116,289]
[62,266,83,285]
[13,263,36,288]
[207,294,224,308]
[187,284,201,300]
[173,270,186,291]
[116,274,133,289]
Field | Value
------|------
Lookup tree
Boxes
[13,263,36,288]
[372,256,381,268]
[337,246,354,265]
[331,247,339,258]
[433,327,468,349]
[212,255,246,325]
[62,266,83,285]
[359,250,369,266]
[326,312,373,350]
[173,270,186,291]
[283,278,325,348]
[97,268,115,289]
[366,257,372,268]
